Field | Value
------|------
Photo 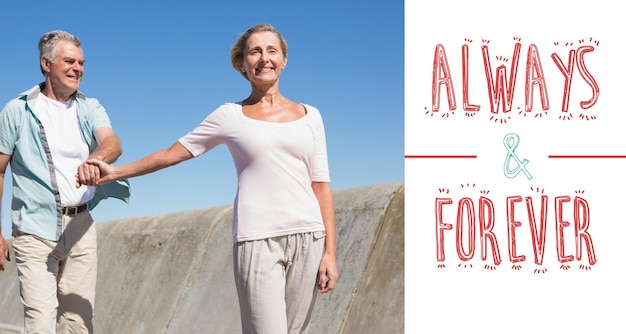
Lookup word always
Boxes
[431,38,600,120]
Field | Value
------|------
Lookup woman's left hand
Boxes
[318,252,338,293]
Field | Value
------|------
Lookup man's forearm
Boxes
[90,136,122,164]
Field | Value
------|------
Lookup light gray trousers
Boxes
[233,231,326,334]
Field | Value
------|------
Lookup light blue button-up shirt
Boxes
[0,84,131,241]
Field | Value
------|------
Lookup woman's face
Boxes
[241,31,287,84]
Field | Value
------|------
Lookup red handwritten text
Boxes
[435,193,597,271]
[430,38,600,121]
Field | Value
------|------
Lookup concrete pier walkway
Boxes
[0,181,404,334]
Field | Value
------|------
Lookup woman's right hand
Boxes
[76,159,116,187]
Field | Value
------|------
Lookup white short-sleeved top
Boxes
[178,102,330,242]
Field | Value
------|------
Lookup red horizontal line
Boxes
[549,155,626,158]
[405,155,477,159]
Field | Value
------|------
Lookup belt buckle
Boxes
[62,204,86,216]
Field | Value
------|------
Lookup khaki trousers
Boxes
[233,231,325,334]
[12,211,97,334]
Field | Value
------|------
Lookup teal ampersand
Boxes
[503,133,532,180]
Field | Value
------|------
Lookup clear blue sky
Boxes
[0,1,404,238]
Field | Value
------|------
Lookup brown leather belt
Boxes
[61,203,89,216]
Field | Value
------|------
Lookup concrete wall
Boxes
[0,181,404,334]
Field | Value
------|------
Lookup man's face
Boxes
[42,40,84,100]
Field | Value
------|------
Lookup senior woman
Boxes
[77,23,338,334]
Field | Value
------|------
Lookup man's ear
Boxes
[40,57,52,73]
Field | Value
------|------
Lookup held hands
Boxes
[75,159,116,188]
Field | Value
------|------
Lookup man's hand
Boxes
[0,235,10,271]
[76,159,115,187]
[75,159,102,188]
